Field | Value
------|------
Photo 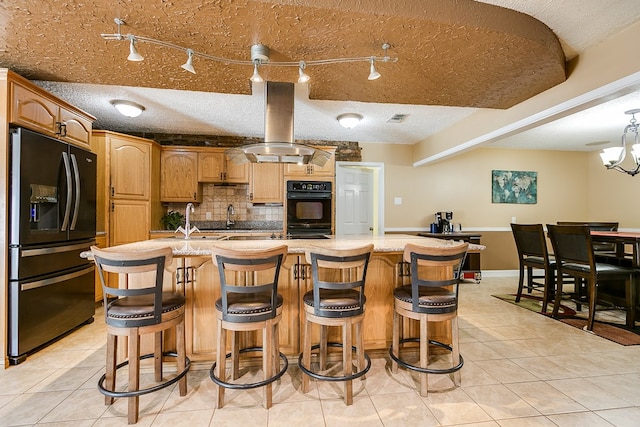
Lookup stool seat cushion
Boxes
[215,293,283,316]
[303,289,365,312]
[107,292,185,320]
[393,285,456,312]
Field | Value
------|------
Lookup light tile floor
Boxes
[2,276,640,426]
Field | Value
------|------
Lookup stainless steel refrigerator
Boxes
[8,126,97,364]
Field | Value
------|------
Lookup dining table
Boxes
[590,231,640,267]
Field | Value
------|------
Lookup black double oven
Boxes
[286,181,332,239]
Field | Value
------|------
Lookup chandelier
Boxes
[600,109,640,176]
[101,18,397,83]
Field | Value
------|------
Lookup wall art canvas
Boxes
[491,170,537,204]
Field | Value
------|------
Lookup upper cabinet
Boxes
[198,148,249,184]
[10,79,93,148]
[161,148,202,203]
[109,135,151,200]
[284,147,336,179]
[250,163,284,204]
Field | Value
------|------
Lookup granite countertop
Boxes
[83,234,485,258]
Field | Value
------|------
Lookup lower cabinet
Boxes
[178,251,450,361]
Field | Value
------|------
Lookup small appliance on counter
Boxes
[431,211,455,233]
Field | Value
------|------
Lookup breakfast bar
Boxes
[89,234,485,362]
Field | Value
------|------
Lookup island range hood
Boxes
[226,81,331,166]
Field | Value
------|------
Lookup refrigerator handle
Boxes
[70,153,81,230]
[20,265,95,291]
[61,152,73,231]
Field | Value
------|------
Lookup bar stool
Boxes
[209,245,289,409]
[389,242,468,397]
[91,246,190,424]
[298,244,374,405]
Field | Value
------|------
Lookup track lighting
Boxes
[102,18,397,82]
[181,49,196,74]
[298,61,310,83]
[337,113,363,128]
[127,36,143,61]
[368,57,381,80]
[250,62,264,83]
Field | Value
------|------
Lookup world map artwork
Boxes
[491,170,537,204]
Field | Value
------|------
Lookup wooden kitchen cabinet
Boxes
[250,163,284,204]
[109,135,151,200]
[161,148,202,202]
[109,199,150,246]
[198,148,249,184]
[10,80,93,148]
[92,130,163,248]
[284,146,336,178]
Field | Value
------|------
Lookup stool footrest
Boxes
[209,346,288,390]
[98,351,191,398]
[389,338,463,375]
[298,342,371,382]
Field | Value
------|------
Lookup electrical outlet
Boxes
[206,212,212,220]
[394,197,402,205]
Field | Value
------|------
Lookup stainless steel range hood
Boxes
[226,82,330,166]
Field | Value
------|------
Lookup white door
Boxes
[336,165,375,236]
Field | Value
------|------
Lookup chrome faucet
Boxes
[175,202,200,239]
[226,204,235,228]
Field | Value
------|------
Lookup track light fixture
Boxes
[101,18,397,82]
[298,61,310,83]
[181,49,196,74]
[127,36,143,62]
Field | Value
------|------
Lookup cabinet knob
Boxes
[193,192,196,200]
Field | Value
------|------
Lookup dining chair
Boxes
[557,221,621,263]
[510,223,556,313]
[546,224,636,331]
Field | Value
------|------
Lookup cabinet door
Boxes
[185,257,218,361]
[109,200,150,246]
[161,150,201,202]
[10,83,59,136]
[58,107,92,147]
[284,147,335,178]
[198,151,225,182]
[110,137,150,200]
[250,163,283,203]
[224,157,249,183]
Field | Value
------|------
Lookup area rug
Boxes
[492,293,640,346]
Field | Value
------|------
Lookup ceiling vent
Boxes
[387,114,409,123]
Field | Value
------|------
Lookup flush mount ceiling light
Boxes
[600,108,640,176]
[337,113,363,129]
[101,18,397,82]
[110,100,145,118]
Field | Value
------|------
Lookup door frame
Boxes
[335,161,385,236]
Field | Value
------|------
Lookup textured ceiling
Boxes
[2,1,640,150]
[1,0,565,109]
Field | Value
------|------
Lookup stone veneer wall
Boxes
[128,132,362,162]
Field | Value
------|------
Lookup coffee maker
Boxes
[432,211,454,233]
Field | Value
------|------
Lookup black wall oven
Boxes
[286,181,332,238]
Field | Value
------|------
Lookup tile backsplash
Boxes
[165,183,283,223]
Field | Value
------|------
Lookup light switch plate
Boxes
[394,197,402,205]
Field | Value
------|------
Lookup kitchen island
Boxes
[90,234,485,362]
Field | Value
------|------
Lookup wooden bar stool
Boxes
[209,245,289,409]
[389,243,467,397]
[91,246,190,424]
[298,244,374,405]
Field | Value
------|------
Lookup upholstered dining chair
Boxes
[299,244,374,405]
[546,224,636,331]
[389,242,468,397]
[91,246,190,424]
[209,245,289,409]
[510,223,556,313]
